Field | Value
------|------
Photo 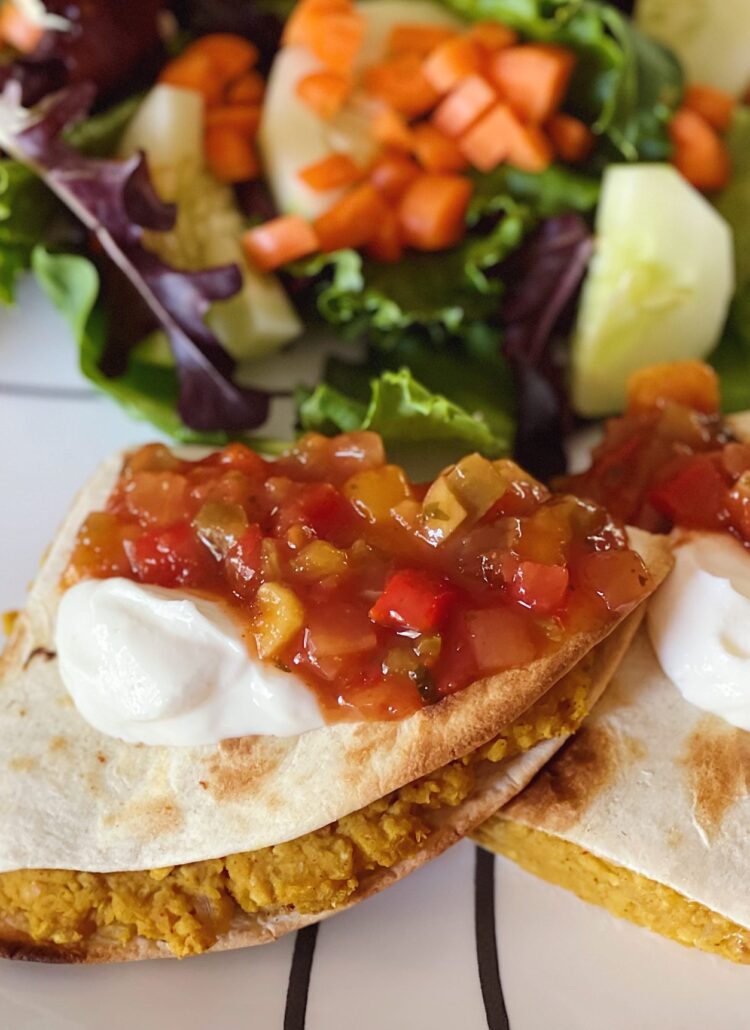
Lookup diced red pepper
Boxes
[510,561,569,613]
[125,523,209,588]
[649,454,729,529]
[225,524,264,599]
[369,569,457,633]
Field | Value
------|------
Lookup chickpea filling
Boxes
[0,656,594,958]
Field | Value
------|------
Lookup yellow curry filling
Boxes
[0,660,594,958]
[478,820,750,965]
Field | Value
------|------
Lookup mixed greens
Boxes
[0,0,748,473]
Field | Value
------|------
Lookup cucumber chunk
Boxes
[120,84,301,361]
[259,0,462,220]
[636,0,750,97]
[571,164,734,417]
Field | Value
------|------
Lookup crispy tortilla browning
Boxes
[0,659,594,959]
[478,820,750,965]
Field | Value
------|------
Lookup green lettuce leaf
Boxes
[709,108,750,412]
[442,0,683,160]
[299,334,515,457]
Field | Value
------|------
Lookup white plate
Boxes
[2,280,749,1029]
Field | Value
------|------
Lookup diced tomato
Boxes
[727,473,750,542]
[305,602,377,657]
[369,569,458,633]
[510,561,569,613]
[576,550,651,613]
[211,442,269,479]
[225,524,264,600]
[123,471,188,528]
[649,454,730,529]
[125,523,210,588]
[464,606,538,674]
[275,483,356,545]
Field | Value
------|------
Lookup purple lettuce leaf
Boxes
[500,213,593,479]
[1,82,272,431]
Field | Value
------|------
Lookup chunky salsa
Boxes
[562,361,750,541]
[63,432,651,721]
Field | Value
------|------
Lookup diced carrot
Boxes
[299,153,361,191]
[398,174,472,251]
[423,36,482,94]
[205,127,259,183]
[627,361,719,415]
[467,21,517,54]
[412,123,468,173]
[670,107,731,192]
[159,52,226,107]
[387,23,457,56]
[459,102,518,172]
[506,122,553,172]
[226,71,265,105]
[683,83,735,133]
[432,73,497,138]
[182,34,259,82]
[296,70,351,118]
[283,0,350,45]
[242,216,319,271]
[206,105,262,136]
[546,112,594,163]
[285,0,365,75]
[370,108,414,151]
[0,4,43,52]
[366,209,404,262]
[490,44,575,123]
[313,184,389,251]
[369,152,422,201]
[364,54,441,117]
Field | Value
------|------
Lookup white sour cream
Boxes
[648,532,750,730]
[55,578,325,745]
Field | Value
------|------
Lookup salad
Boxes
[0,0,748,476]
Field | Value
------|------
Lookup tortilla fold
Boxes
[0,452,671,961]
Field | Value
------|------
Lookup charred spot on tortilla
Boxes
[504,724,616,834]
[23,647,56,669]
[679,716,750,836]
[204,738,291,802]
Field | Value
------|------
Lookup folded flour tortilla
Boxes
[477,626,750,963]
[0,452,671,961]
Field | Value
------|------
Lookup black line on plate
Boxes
[0,382,97,400]
[474,847,510,1030]
[283,924,318,1030]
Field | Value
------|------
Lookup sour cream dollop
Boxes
[55,578,325,745]
[648,533,750,730]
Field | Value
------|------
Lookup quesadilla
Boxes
[477,362,750,964]
[0,432,670,961]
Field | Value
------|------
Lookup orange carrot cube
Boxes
[490,44,576,123]
[546,113,594,163]
[364,54,441,117]
[296,70,351,119]
[683,83,736,133]
[432,73,497,138]
[313,184,389,251]
[205,128,260,183]
[242,216,319,271]
[459,102,518,172]
[369,152,422,201]
[412,123,468,173]
[398,174,472,251]
[387,23,458,56]
[423,36,482,94]
[299,153,362,191]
